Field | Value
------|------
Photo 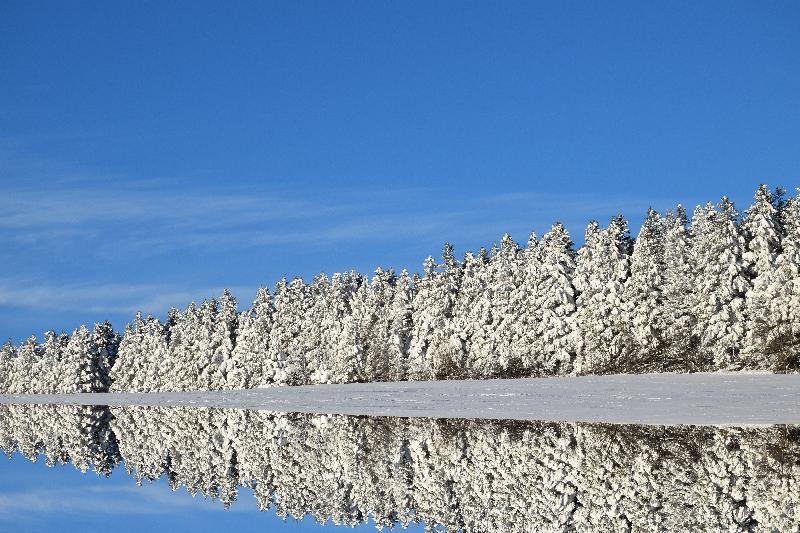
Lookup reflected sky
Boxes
[0,444,422,532]
[0,404,796,532]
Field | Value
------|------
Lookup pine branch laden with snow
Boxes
[1,184,799,393]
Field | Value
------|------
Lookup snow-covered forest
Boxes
[1,185,799,393]
[0,404,797,531]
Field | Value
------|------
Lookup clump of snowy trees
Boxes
[0,404,798,531]
[1,185,799,393]
[0,323,119,393]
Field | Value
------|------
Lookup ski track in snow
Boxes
[0,372,798,426]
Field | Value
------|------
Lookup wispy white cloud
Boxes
[0,482,242,518]
[0,279,256,316]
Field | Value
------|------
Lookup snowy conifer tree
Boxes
[92,322,120,392]
[408,256,441,381]
[509,231,541,375]
[38,331,64,392]
[742,185,784,368]
[11,336,40,394]
[692,198,749,370]
[756,189,800,371]
[60,325,105,393]
[228,287,273,388]
[531,223,577,374]
[573,217,633,374]
[488,234,524,376]
[361,268,396,382]
[409,245,460,380]
[109,322,137,392]
[662,206,699,370]
[387,269,413,381]
[305,274,332,384]
[168,304,203,390]
[327,272,362,383]
[454,248,493,378]
[0,340,16,392]
[195,297,222,390]
[269,278,313,385]
[625,208,667,371]
[207,290,238,389]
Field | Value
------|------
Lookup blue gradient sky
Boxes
[0,452,415,532]
[1,1,799,343]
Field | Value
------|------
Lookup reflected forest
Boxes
[1,185,799,394]
[0,404,797,532]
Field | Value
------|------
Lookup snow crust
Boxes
[2,372,798,426]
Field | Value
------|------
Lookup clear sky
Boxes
[0,453,418,532]
[1,1,799,342]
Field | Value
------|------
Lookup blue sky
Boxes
[0,452,416,532]
[1,1,799,343]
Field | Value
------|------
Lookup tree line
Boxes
[1,404,797,531]
[1,184,798,393]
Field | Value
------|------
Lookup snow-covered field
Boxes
[0,372,797,425]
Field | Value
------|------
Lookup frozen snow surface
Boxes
[1,372,798,426]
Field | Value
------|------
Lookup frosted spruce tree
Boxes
[387,269,413,381]
[360,268,396,382]
[206,289,238,389]
[269,278,314,385]
[0,340,16,392]
[327,272,362,383]
[10,336,40,394]
[625,208,667,371]
[755,189,800,371]
[306,274,334,384]
[573,216,633,374]
[408,246,460,380]
[742,185,784,368]
[61,326,99,393]
[509,231,542,374]
[530,223,577,375]
[429,244,462,379]
[168,303,203,390]
[692,198,749,370]
[487,234,524,376]
[227,287,273,389]
[661,206,699,370]
[454,248,493,378]
[111,315,168,392]
[91,321,120,392]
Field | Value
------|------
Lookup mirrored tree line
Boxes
[0,404,797,532]
[1,185,799,393]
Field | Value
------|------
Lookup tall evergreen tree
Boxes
[11,336,40,394]
[509,231,542,375]
[458,248,494,378]
[228,287,274,389]
[757,189,800,371]
[409,248,460,380]
[573,216,633,374]
[488,234,524,376]
[269,278,312,385]
[742,185,784,368]
[208,290,238,389]
[531,223,577,375]
[62,325,102,393]
[626,208,667,370]
[387,269,413,381]
[692,198,749,370]
[662,206,699,370]
[328,272,362,383]
[0,340,16,392]
[92,321,120,392]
